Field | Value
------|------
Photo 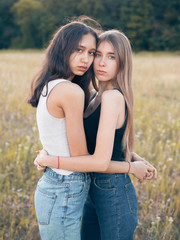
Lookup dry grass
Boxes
[0,51,179,240]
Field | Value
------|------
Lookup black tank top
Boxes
[83,89,127,162]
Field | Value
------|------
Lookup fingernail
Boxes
[36,151,40,155]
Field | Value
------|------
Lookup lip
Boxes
[78,66,88,72]
[96,70,106,75]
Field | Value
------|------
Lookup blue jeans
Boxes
[34,167,90,240]
[81,173,137,240]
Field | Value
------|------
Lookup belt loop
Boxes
[125,173,127,179]
[62,175,64,183]
[58,174,63,183]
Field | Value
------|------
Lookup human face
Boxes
[93,41,118,83]
[69,33,96,78]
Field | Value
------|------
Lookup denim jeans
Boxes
[81,173,137,240]
[34,167,90,240]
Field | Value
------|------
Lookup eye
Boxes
[89,51,95,56]
[95,53,101,57]
[108,55,115,59]
[76,48,83,53]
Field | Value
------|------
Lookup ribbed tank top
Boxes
[83,89,127,161]
[36,79,72,175]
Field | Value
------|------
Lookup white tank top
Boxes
[36,79,73,175]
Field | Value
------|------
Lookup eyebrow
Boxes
[79,45,96,51]
[96,50,115,54]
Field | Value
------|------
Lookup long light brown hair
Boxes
[93,30,134,162]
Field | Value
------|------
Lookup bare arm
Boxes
[35,90,155,180]
[60,83,88,156]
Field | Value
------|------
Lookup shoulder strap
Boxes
[113,88,123,94]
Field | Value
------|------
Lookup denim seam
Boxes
[115,188,120,240]
[43,177,70,186]
[35,187,57,225]
[68,182,86,199]
[61,188,69,222]
[93,177,116,192]
[36,185,57,198]
[124,183,137,214]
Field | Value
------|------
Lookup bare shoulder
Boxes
[101,89,125,108]
[53,81,84,99]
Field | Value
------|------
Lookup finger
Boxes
[34,158,44,168]
[153,168,157,178]
[34,161,38,167]
[34,159,39,167]
[139,179,144,184]
[37,166,45,171]
[34,158,40,165]
[146,165,154,172]
[146,172,153,180]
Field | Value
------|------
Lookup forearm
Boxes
[37,152,156,181]
[101,160,131,174]
[41,154,134,174]
[42,154,108,172]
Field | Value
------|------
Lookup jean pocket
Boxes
[68,180,87,198]
[94,178,116,191]
[125,182,137,214]
[34,186,57,225]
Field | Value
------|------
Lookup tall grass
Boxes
[0,51,179,240]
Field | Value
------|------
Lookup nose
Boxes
[81,52,89,63]
[99,57,106,66]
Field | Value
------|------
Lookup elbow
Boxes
[92,154,109,172]
[100,162,109,172]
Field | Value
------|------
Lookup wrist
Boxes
[42,156,49,167]
[127,161,131,174]
[129,162,135,174]
[57,156,60,169]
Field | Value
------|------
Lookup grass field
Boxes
[0,50,179,240]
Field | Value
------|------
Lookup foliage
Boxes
[0,0,19,49]
[0,0,180,50]
[0,51,180,239]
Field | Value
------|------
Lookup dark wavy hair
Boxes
[28,18,99,108]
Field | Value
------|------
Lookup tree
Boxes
[11,0,44,48]
[0,0,19,49]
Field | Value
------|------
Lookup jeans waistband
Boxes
[44,167,90,182]
[90,172,128,179]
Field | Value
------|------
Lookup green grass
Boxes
[0,51,179,240]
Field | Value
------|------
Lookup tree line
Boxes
[1,0,180,51]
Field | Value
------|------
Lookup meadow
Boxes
[0,50,179,240]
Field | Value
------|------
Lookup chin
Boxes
[76,71,86,76]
